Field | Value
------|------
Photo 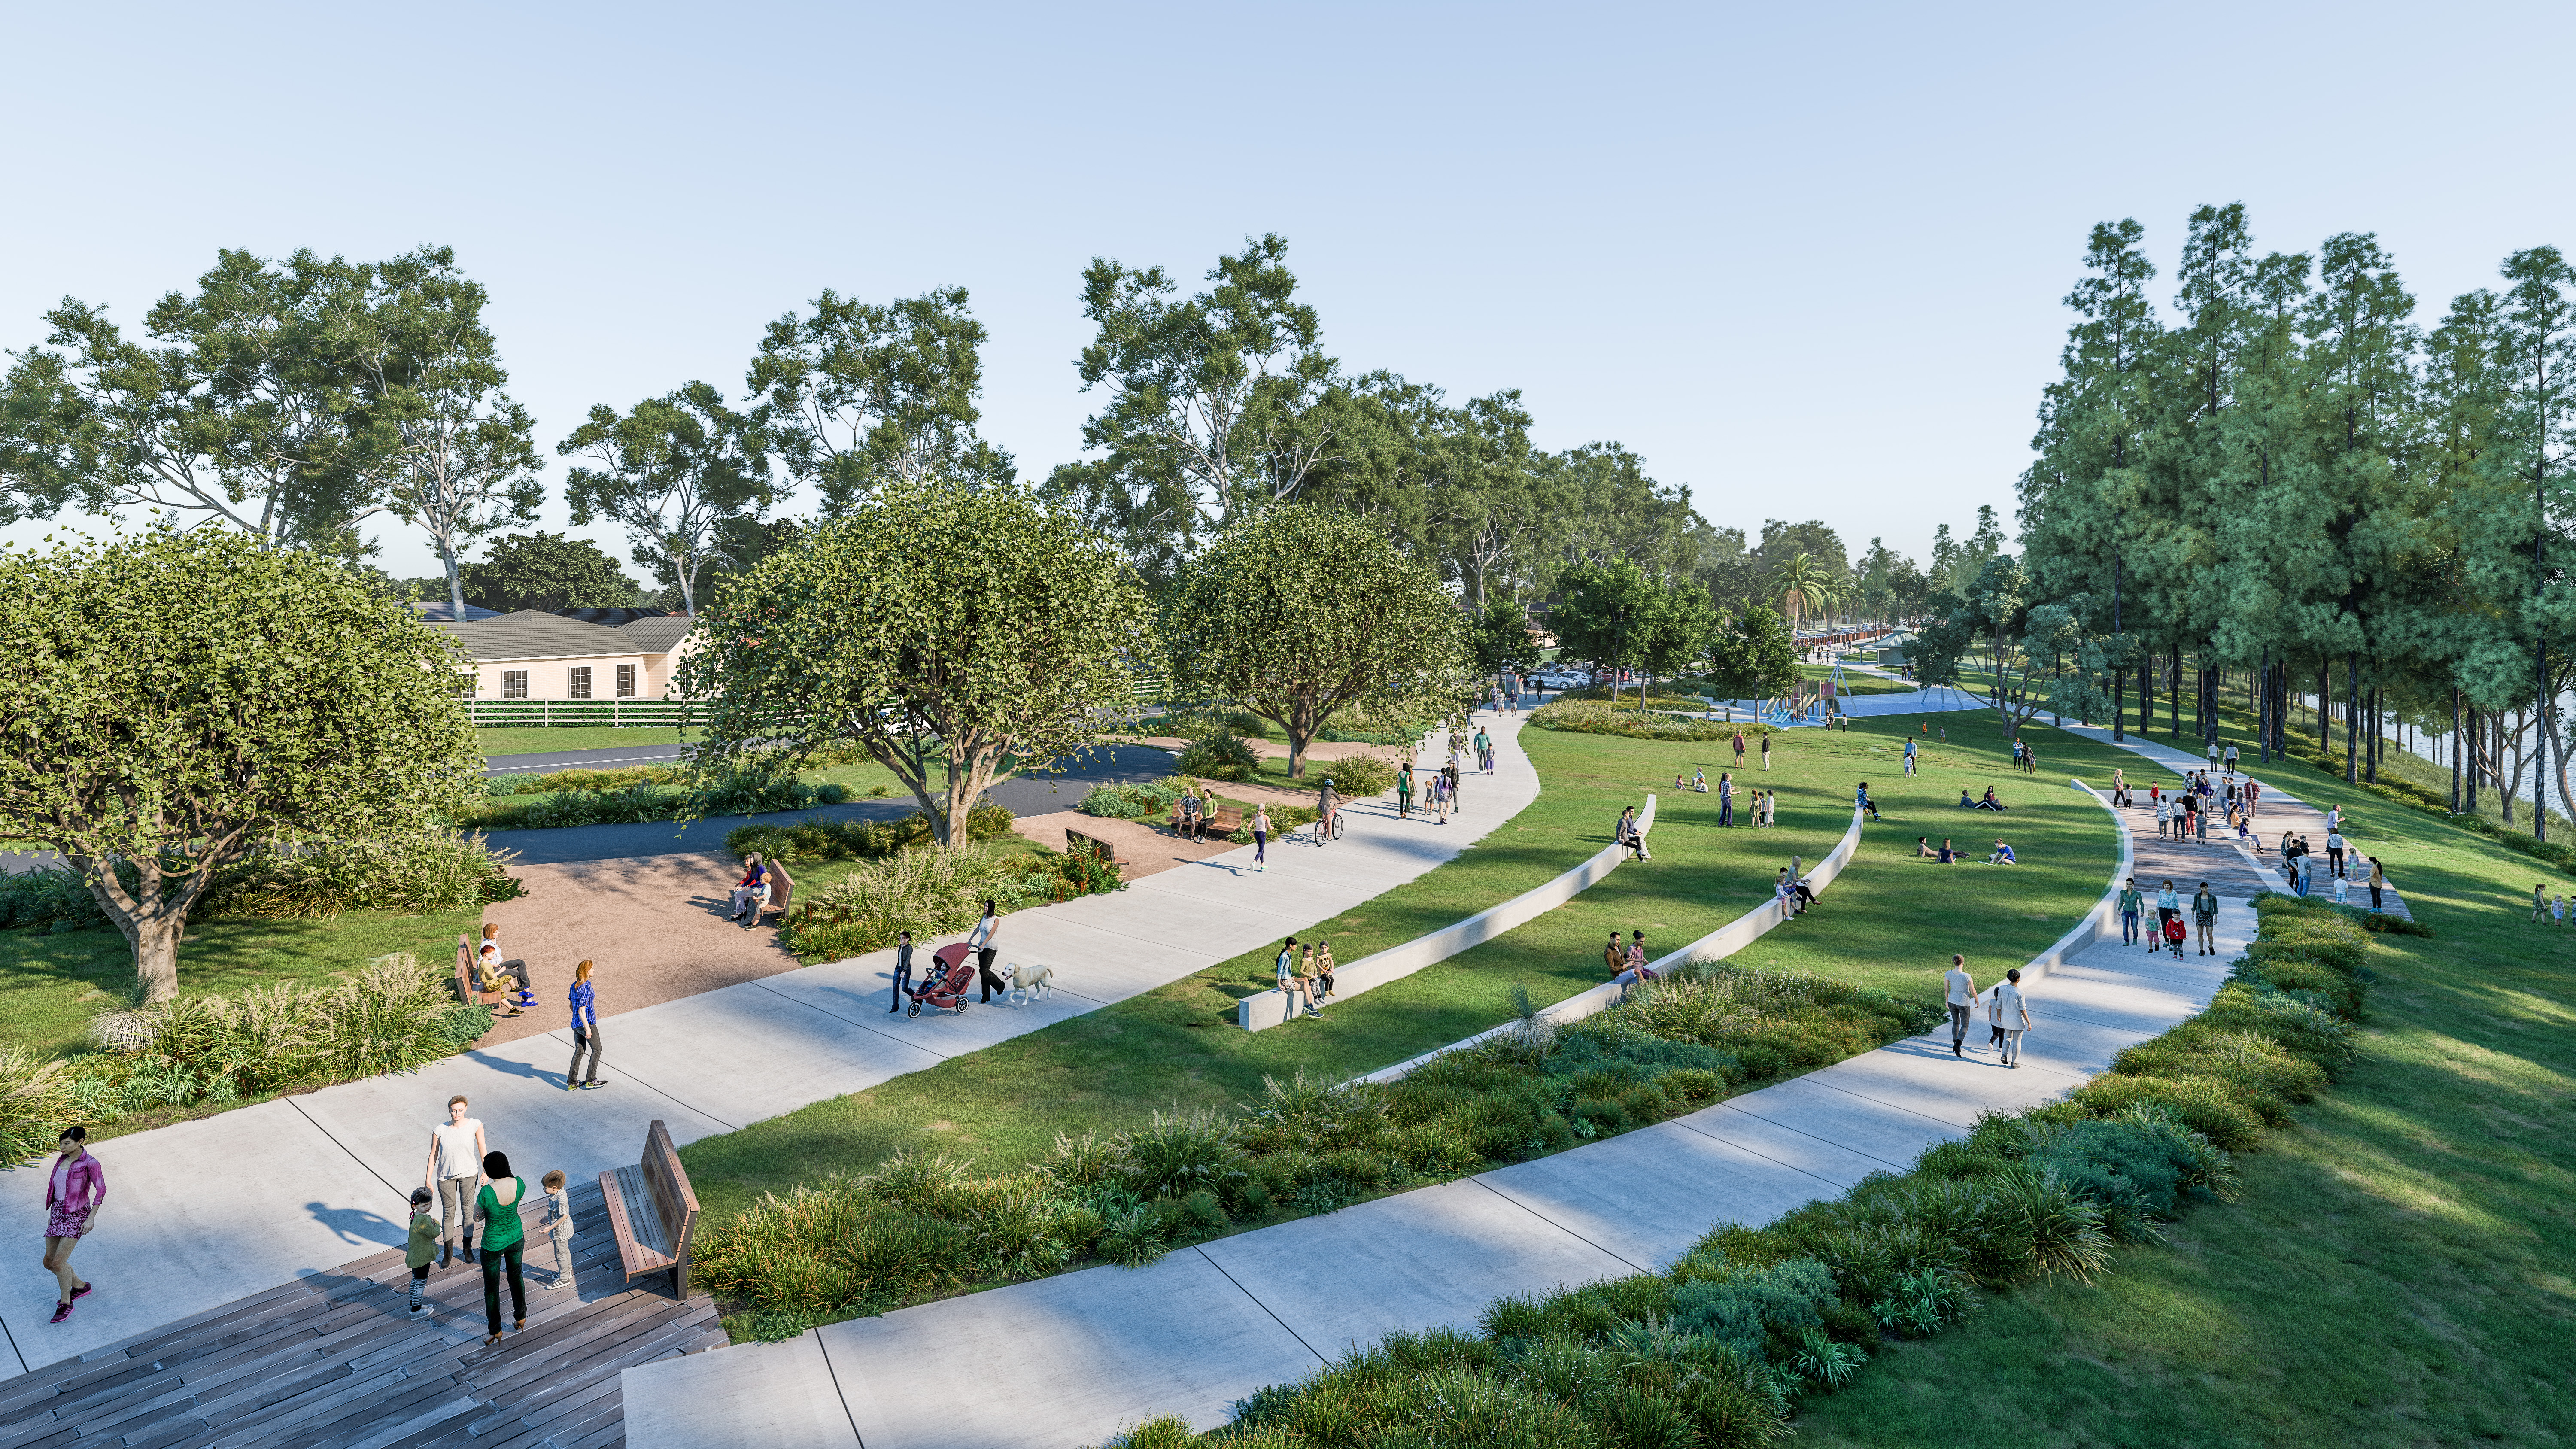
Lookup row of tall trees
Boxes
[1935,204,2573,834]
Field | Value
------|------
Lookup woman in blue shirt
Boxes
[566,959,605,1090]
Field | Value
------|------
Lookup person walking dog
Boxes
[567,961,605,1090]
[970,901,1005,1001]
[473,1151,529,1346]
[424,1095,487,1265]
[41,1126,103,1324]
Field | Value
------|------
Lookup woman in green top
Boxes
[2117,878,2143,947]
[473,1150,529,1343]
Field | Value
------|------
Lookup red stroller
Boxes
[906,943,978,1018]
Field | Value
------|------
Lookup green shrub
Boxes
[1175,733,1261,781]
[1530,699,1753,742]
[785,846,1054,959]
[0,868,106,933]
[1220,709,1274,739]
[1080,780,1184,820]
[195,831,523,918]
[1319,753,1398,797]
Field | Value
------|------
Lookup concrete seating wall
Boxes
[1236,797,1660,1032]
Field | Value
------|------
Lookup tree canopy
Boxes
[461,531,647,614]
[678,476,1153,844]
[1162,504,1471,777]
[0,530,480,999]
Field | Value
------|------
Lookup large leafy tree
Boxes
[0,247,450,555]
[747,286,1014,516]
[1054,234,1349,573]
[559,382,773,618]
[1551,556,1660,703]
[461,531,646,614]
[1163,504,1470,778]
[1705,605,1801,703]
[0,530,480,999]
[680,477,1152,846]
[361,248,544,611]
[1468,594,1541,678]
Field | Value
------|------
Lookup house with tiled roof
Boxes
[429,610,700,700]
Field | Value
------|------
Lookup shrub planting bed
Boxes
[0,832,520,934]
[693,959,1941,1342]
[1091,894,2373,1448]
[1532,699,1777,743]
[0,952,492,1163]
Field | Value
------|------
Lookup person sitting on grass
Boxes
[1976,786,2006,811]
[1959,789,1975,808]
[1985,840,2016,865]
[1938,838,1958,863]
[1915,835,1935,857]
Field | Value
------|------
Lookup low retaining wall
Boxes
[1993,778,2131,992]
[1239,796,1659,1030]
[1363,798,1870,1083]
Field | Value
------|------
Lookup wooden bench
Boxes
[1166,802,1245,839]
[752,860,793,926]
[599,1119,701,1299]
[456,936,504,1009]
[1063,826,1132,866]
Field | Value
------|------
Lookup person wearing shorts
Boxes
[2192,883,2219,955]
[43,1127,104,1324]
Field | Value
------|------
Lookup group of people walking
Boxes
[1942,954,2034,1066]
[2117,877,2221,955]
[418,1094,576,1342]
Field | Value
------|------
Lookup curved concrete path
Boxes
[0,719,1544,1375]
[620,782,2252,1449]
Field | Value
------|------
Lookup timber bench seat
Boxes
[1166,802,1245,838]
[601,1119,701,1298]
[1063,826,1132,866]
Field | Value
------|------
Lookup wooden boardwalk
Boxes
[0,1180,723,1449]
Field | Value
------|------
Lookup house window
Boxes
[617,664,638,698]
[501,670,528,699]
[569,666,592,700]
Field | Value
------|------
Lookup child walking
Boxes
[404,1187,439,1314]
[538,1170,575,1285]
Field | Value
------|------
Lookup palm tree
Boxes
[1767,553,1842,635]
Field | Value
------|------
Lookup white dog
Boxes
[1004,962,1055,1006]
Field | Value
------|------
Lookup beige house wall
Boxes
[469,653,666,700]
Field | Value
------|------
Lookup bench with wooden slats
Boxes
[599,1119,701,1298]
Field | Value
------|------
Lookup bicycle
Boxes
[1312,810,1344,845]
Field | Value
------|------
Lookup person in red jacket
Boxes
[43,1125,105,1324]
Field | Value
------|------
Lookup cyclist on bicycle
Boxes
[1315,775,1339,842]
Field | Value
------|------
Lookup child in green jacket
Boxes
[404,1187,440,1314]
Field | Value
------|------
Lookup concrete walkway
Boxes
[619,791,2249,1449]
[0,720,1543,1376]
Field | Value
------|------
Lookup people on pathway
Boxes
[1944,955,1977,1058]
[538,1169,575,1285]
[2153,880,2181,955]
[1994,969,2032,1067]
[2118,878,2143,946]
[1718,772,1735,826]
[2368,857,2387,911]
[889,930,915,1011]
[971,901,1006,998]
[2326,828,2346,878]
[1253,804,1274,863]
[2112,767,2127,807]
[1396,763,1414,819]
[425,1095,488,1262]
[42,1126,103,1324]
[1315,776,1339,844]
[1429,772,1449,825]
[474,1150,528,1346]
[403,1187,437,1314]
[568,961,605,1089]
[2192,883,2219,956]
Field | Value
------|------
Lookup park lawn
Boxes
[677,711,2125,1228]
[1791,774,2576,1447]
[477,724,699,756]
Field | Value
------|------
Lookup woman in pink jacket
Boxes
[44,1125,104,1324]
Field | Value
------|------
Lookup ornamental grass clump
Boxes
[195,831,522,918]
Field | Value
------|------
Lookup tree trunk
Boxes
[2465,702,2480,812]
[2452,688,2463,813]
[69,851,205,1002]
[2258,649,2272,763]
[2169,643,2182,741]
[2344,654,2359,783]
[2317,659,2332,755]
[2538,645,2554,843]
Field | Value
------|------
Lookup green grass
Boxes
[677,711,2128,1227]
[1789,793,2576,1445]
[0,909,485,1063]
[477,724,700,756]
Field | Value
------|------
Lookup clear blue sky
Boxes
[6,0,2573,577]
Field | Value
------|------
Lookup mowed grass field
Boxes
[1791,728,2576,1445]
[676,709,2126,1224]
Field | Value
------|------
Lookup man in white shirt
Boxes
[422,1094,487,1268]
[1943,955,1977,1059]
